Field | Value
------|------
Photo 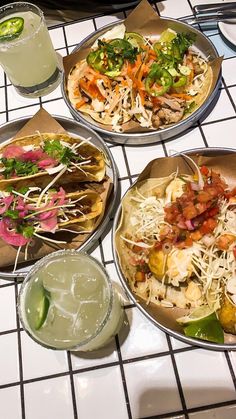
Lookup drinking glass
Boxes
[18,250,124,351]
[0,2,61,97]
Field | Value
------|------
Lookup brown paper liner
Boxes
[116,151,236,345]
[63,0,222,134]
[0,108,112,269]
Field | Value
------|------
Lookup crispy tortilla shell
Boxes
[0,132,106,187]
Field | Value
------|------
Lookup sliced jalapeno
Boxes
[145,63,173,97]
[87,50,107,73]
[173,74,187,88]
[0,17,24,42]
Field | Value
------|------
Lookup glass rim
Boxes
[18,250,114,351]
[0,2,45,47]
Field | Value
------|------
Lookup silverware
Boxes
[181,11,236,25]
[194,2,236,14]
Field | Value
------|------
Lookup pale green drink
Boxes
[0,2,61,97]
[19,251,124,351]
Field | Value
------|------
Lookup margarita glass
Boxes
[18,250,124,351]
[0,2,61,97]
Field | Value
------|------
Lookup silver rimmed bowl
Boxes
[112,148,236,351]
[62,18,221,146]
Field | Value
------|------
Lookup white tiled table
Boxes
[0,1,236,418]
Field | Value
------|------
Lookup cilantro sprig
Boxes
[1,157,38,179]
[43,139,78,166]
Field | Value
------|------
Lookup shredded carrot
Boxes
[75,99,87,109]
[170,93,193,101]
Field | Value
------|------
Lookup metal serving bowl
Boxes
[62,18,221,146]
[112,148,236,351]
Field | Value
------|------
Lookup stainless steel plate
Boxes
[112,147,236,351]
[0,115,118,280]
[62,18,221,146]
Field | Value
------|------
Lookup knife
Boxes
[194,2,236,14]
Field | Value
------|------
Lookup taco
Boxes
[115,165,232,311]
[0,132,106,188]
[66,24,213,133]
[0,183,103,249]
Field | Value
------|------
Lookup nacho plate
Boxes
[112,148,236,350]
[0,116,118,279]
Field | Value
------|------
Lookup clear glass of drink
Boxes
[0,2,61,98]
[18,250,124,351]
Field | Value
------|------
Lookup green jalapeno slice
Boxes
[145,63,173,97]
[0,17,24,42]
[173,74,187,88]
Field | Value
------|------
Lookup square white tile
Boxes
[95,13,125,30]
[0,87,6,112]
[189,404,236,418]
[21,331,69,380]
[202,118,236,148]
[175,349,236,408]
[165,126,204,155]
[0,112,6,125]
[101,220,113,262]
[120,307,168,359]
[24,376,74,419]
[170,336,191,350]
[0,67,5,86]
[71,338,118,370]
[120,178,131,198]
[74,366,128,419]
[49,27,65,50]
[124,356,182,418]
[41,84,62,102]
[0,386,21,419]
[228,86,236,106]
[222,58,236,87]
[125,143,165,175]
[0,333,19,385]
[6,85,39,110]
[8,104,40,121]
[110,146,129,178]
[229,350,236,377]
[158,0,192,18]
[0,285,16,332]
[65,20,95,47]
[201,89,235,124]
[42,98,72,118]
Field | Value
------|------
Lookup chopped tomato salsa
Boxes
[162,167,228,248]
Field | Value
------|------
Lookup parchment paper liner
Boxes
[63,0,222,134]
[115,151,236,345]
[0,108,112,269]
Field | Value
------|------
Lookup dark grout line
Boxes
[67,352,78,419]
[0,328,22,337]
[222,78,236,114]
[225,351,236,391]
[201,115,236,128]
[4,73,9,123]
[166,335,188,418]
[115,335,132,419]
[198,123,209,147]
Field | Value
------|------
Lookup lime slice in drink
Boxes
[0,17,24,42]
[29,286,50,330]
[177,305,215,325]
[125,32,145,49]
[159,29,177,43]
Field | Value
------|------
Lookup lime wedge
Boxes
[159,28,177,44]
[35,292,50,330]
[125,32,145,49]
[177,305,215,325]
[0,17,24,42]
[183,313,224,344]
